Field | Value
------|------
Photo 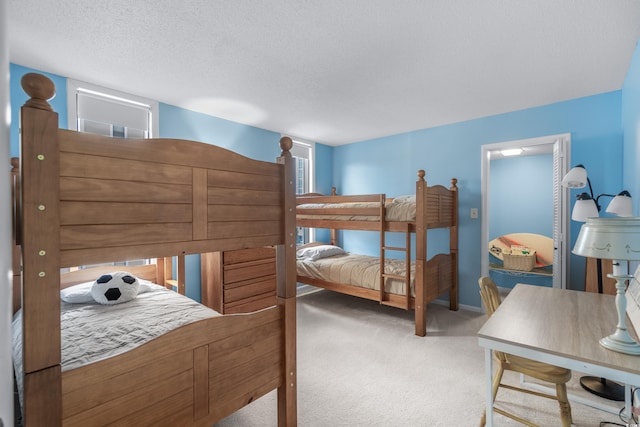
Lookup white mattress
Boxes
[297,252,415,296]
[13,283,220,408]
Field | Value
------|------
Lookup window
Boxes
[290,139,314,244]
[67,79,159,138]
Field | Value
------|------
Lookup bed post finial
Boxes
[451,178,458,189]
[417,169,425,181]
[21,73,56,111]
[280,136,293,154]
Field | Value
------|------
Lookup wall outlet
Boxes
[470,208,478,219]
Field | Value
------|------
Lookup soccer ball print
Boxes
[91,271,140,305]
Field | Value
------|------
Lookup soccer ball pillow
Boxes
[91,271,140,305]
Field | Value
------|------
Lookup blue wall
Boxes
[489,154,553,239]
[333,92,623,308]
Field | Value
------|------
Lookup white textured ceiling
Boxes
[8,1,640,146]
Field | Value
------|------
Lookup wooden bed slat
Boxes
[62,350,193,414]
[60,201,192,225]
[60,152,193,185]
[59,236,283,268]
[61,223,192,250]
[208,187,280,205]
[207,221,281,239]
[64,370,194,426]
[61,177,192,203]
[208,204,282,221]
[208,168,281,191]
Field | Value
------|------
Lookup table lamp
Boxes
[572,217,640,355]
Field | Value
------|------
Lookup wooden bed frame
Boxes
[14,73,297,426]
[296,170,458,336]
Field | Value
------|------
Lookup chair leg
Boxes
[480,366,505,427]
[555,383,572,427]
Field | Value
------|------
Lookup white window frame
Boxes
[290,139,315,195]
[288,137,315,244]
[67,79,159,138]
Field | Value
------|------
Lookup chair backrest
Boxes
[478,276,502,317]
[478,277,508,362]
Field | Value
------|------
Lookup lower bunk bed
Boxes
[296,244,455,334]
[13,73,297,426]
[13,263,285,426]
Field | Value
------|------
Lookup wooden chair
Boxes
[478,277,573,427]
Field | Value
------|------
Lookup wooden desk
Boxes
[477,284,640,426]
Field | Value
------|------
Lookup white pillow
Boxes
[61,275,154,304]
[296,244,346,261]
[60,281,96,304]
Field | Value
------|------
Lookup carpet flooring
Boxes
[214,288,633,427]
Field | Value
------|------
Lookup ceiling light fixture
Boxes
[500,148,523,157]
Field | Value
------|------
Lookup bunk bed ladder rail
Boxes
[379,201,412,310]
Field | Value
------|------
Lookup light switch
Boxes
[470,208,478,219]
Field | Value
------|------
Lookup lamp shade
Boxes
[571,193,599,222]
[561,165,588,188]
[605,191,633,217]
[572,217,640,260]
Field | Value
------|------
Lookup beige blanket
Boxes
[297,199,416,222]
[297,253,415,296]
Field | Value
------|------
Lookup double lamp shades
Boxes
[561,164,632,220]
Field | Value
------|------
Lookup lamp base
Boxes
[579,376,624,401]
[599,273,640,356]
[600,334,640,355]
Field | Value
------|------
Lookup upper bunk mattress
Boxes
[297,196,416,222]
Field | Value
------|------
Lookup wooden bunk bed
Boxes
[296,170,458,337]
[12,73,297,426]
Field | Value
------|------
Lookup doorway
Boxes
[481,134,570,289]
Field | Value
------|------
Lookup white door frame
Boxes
[481,133,571,289]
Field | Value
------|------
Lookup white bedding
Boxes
[297,252,415,296]
[297,197,416,222]
[13,282,220,407]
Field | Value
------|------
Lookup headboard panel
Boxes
[51,127,285,268]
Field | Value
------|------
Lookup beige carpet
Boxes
[214,289,631,426]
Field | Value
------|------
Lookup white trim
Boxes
[481,133,571,289]
[290,137,315,193]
